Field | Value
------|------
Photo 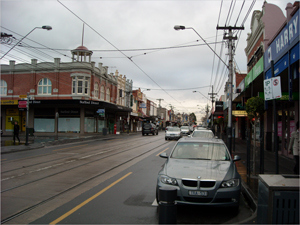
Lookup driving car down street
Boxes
[157,137,241,212]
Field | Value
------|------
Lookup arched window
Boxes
[100,86,105,101]
[0,80,7,96]
[94,83,99,98]
[106,88,110,102]
[38,78,52,95]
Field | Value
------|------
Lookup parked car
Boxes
[142,123,158,136]
[189,129,215,138]
[165,127,182,140]
[180,126,190,135]
[157,137,241,212]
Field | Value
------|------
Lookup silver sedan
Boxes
[189,129,215,138]
[165,127,182,140]
[157,137,241,211]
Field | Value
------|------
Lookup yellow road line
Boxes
[156,148,169,156]
[53,144,88,152]
[49,172,132,225]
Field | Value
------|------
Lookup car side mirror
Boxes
[233,155,241,161]
[159,152,168,158]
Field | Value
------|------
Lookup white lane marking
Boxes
[152,199,158,206]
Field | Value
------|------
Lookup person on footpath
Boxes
[13,121,20,144]
[288,121,299,175]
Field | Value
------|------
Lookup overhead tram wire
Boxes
[133,85,211,91]
[234,0,246,27]
[57,0,190,113]
[209,0,224,96]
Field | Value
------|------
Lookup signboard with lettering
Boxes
[18,100,27,108]
[264,77,282,100]
[97,109,105,117]
[264,10,299,70]
[215,101,223,112]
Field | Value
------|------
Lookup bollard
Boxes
[158,186,177,224]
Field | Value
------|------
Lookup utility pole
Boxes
[208,85,217,129]
[217,25,244,154]
[157,99,164,129]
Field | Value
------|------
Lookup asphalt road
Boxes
[1,132,253,224]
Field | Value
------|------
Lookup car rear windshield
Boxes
[191,131,214,138]
[143,124,152,128]
[181,126,189,129]
[168,127,180,131]
[171,142,230,161]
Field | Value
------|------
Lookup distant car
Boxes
[190,129,215,138]
[180,126,190,135]
[165,126,173,132]
[142,123,158,136]
[165,127,182,140]
[157,137,241,212]
[196,126,207,130]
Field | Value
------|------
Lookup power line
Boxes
[57,0,190,113]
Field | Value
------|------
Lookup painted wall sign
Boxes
[264,10,299,70]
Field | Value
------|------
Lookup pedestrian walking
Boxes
[288,121,299,175]
[13,121,20,144]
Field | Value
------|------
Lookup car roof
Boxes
[177,137,224,144]
[193,129,213,133]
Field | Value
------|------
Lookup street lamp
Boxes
[1,26,52,60]
[174,25,228,68]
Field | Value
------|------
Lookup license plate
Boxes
[189,191,208,196]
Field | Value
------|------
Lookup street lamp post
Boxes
[1,26,52,60]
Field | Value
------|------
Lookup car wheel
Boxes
[165,137,167,140]
[142,133,145,136]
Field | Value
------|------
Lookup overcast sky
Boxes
[1,0,291,122]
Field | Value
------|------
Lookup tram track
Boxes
[1,135,152,174]
[1,138,162,192]
[1,136,168,224]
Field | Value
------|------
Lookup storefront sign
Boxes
[264,10,299,70]
[232,110,247,117]
[264,77,282,100]
[252,57,264,80]
[1,100,18,105]
[79,100,99,105]
[215,101,223,112]
[97,109,105,117]
[140,103,146,108]
[59,108,80,116]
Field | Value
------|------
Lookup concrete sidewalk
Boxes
[0,132,134,154]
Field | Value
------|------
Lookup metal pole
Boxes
[227,28,233,155]
[271,60,279,174]
[25,92,29,146]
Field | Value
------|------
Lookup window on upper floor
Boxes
[100,85,105,101]
[1,80,7,96]
[94,83,99,98]
[38,78,52,95]
[72,76,90,95]
[106,88,110,102]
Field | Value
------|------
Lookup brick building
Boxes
[1,45,132,135]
